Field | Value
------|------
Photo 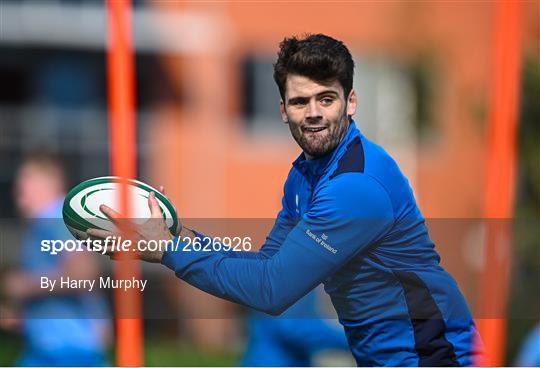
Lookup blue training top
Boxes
[18,199,109,366]
[162,120,483,366]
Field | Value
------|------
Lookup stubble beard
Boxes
[289,110,350,159]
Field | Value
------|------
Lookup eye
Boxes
[320,97,334,106]
[289,99,307,106]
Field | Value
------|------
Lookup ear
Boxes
[346,89,357,117]
[280,100,288,124]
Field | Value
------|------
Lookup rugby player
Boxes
[91,34,483,366]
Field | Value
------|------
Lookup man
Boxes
[92,34,482,366]
[1,152,110,366]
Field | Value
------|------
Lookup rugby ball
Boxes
[63,176,178,240]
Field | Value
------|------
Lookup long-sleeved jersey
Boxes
[162,120,483,366]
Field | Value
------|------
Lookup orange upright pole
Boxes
[476,0,522,366]
[106,0,143,366]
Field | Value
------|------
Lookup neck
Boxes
[29,191,62,217]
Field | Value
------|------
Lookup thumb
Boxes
[148,192,162,219]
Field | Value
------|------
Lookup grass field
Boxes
[0,332,239,367]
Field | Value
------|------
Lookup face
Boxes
[280,75,357,159]
[14,164,62,218]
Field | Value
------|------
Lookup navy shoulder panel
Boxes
[329,137,365,180]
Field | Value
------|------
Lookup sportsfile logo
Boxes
[40,235,253,255]
[305,229,337,254]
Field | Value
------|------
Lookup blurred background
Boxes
[0,0,539,366]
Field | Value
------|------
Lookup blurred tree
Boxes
[507,56,540,364]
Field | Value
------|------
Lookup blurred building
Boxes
[0,0,538,357]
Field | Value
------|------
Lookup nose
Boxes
[306,99,322,120]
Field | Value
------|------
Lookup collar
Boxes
[292,120,361,178]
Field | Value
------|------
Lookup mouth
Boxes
[302,126,327,133]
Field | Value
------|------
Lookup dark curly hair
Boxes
[273,34,355,101]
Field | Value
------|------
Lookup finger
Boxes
[87,228,116,240]
[86,229,118,252]
[159,185,166,195]
[99,205,122,224]
[148,192,162,219]
[86,230,129,256]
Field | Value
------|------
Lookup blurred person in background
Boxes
[0,151,110,367]
[515,323,540,367]
[241,289,352,366]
